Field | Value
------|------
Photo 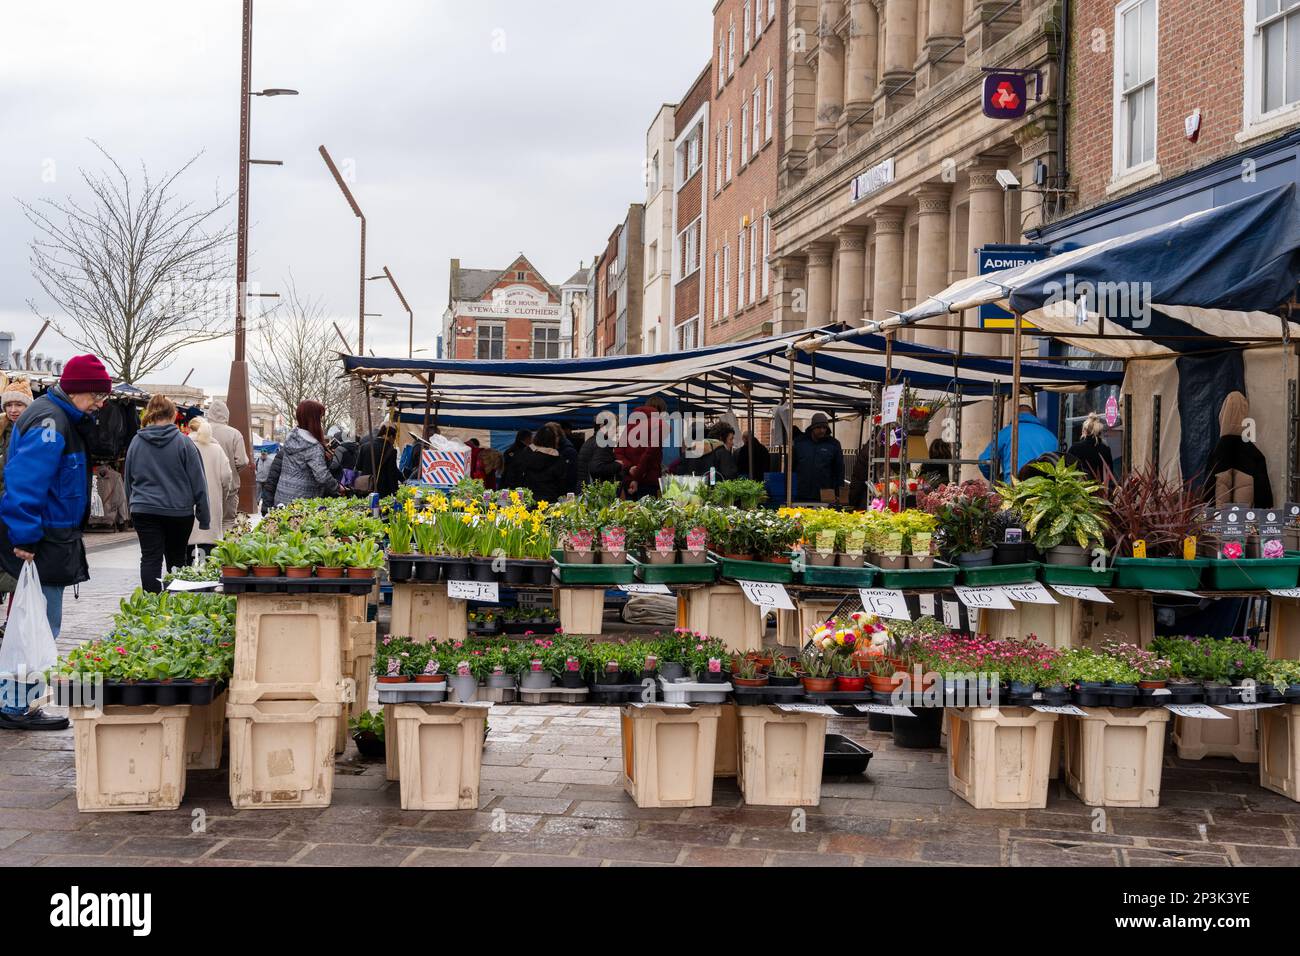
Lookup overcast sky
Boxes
[0,1,711,396]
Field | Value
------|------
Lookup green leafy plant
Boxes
[997,458,1109,552]
[349,710,385,740]
[706,478,767,509]
[345,539,385,570]
[212,538,251,570]
[246,537,286,570]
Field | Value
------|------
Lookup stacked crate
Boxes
[226,594,356,809]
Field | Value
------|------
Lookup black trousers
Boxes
[133,513,194,593]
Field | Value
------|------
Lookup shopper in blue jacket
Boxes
[0,354,112,730]
[979,393,1060,481]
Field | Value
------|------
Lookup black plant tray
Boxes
[501,621,557,635]
[221,576,374,595]
[55,679,227,708]
[730,684,807,706]
[803,689,875,705]
[1165,685,1204,705]
[823,734,873,776]
[588,682,656,706]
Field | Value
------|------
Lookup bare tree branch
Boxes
[249,273,353,433]
[19,141,234,383]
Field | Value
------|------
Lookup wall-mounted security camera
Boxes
[996,169,1021,191]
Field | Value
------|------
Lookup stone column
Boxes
[835,228,868,326]
[875,0,918,118]
[806,243,835,329]
[965,0,1020,54]
[911,184,951,349]
[845,0,879,138]
[959,163,1007,478]
[917,0,963,88]
[814,1,847,161]
[871,207,906,326]
[773,256,809,333]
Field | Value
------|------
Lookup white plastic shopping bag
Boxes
[0,562,58,680]
[90,476,105,519]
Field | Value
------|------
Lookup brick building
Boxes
[604,203,645,356]
[705,0,785,345]
[441,255,564,362]
[670,65,713,351]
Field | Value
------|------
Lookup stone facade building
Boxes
[644,105,678,354]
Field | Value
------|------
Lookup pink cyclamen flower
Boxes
[115,647,126,655]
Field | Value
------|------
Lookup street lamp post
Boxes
[368,267,415,357]
[228,0,296,512]
[318,145,367,354]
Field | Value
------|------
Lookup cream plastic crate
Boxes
[557,588,604,635]
[948,707,1058,810]
[715,701,739,778]
[1259,704,1300,801]
[620,703,721,808]
[1173,708,1258,763]
[384,703,400,782]
[1064,707,1171,807]
[979,600,1082,651]
[231,594,352,703]
[681,585,764,654]
[336,621,378,754]
[776,600,839,651]
[389,583,467,642]
[392,702,490,811]
[227,699,343,809]
[737,705,827,807]
[72,705,191,812]
[185,691,228,770]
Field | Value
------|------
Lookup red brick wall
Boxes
[705,0,782,344]
[1067,0,1248,214]
[673,65,713,327]
[450,317,542,360]
[675,271,701,321]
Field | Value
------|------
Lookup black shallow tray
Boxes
[54,679,226,708]
[823,734,873,776]
[588,681,658,705]
[221,576,374,595]
[730,685,807,706]
[803,690,876,705]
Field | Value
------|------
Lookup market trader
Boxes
[978,390,1059,481]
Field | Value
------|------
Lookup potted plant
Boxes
[312,539,347,578]
[375,637,408,684]
[246,537,285,577]
[997,458,1109,567]
[733,657,769,688]
[800,511,841,567]
[799,652,835,693]
[349,710,386,760]
[894,510,937,569]
[991,509,1033,564]
[345,539,385,579]
[1104,463,1206,560]
[281,542,314,579]
[213,538,250,579]
[678,521,710,565]
[920,480,1001,566]
[767,655,802,687]
[757,513,801,563]
[448,659,479,702]
[521,656,555,690]
[835,657,868,692]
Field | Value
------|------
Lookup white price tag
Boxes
[858,588,910,621]
[1268,588,1300,599]
[447,579,500,602]
[630,701,692,710]
[777,704,838,716]
[1164,703,1232,719]
[853,703,916,717]
[620,582,672,595]
[1219,702,1285,711]
[739,580,794,611]
[942,599,961,630]
[954,585,1015,610]
[1050,585,1112,604]
[880,384,904,425]
[999,582,1058,605]
[919,593,936,617]
[167,579,220,591]
[1031,704,1088,716]
[1148,589,1201,598]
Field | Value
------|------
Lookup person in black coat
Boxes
[575,418,622,487]
[735,431,771,478]
[1203,391,1272,506]
[518,425,570,504]
[501,429,532,489]
[545,420,578,495]
[683,421,739,480]
[1064,413,1113,481]
[356,424,402,497]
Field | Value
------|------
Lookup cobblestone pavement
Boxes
[0,540,1296,867]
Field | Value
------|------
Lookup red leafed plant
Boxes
[1103,463,1206,558]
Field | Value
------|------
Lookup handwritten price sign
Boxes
[1050,585,1112,604]
[620,583,672,595]
[953,586,1015,610]
[739,580,794,611]
[918,593,936,617]
[942,599,962,630]
[998,582,1058,605]
[1164,703,1231,720]
[857,588,911,621]
[447,580,500,602]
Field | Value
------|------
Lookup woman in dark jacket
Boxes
[261,400,343,510]
[123,394,210,592]
[1065,413,1112,480]
[683,422,738,480]
[518,424,570,504]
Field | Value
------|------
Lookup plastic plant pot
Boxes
[413,559,440,583]
[316,566,345,579]
[353,731,385,761]
[955,548,995,568]
[837,552,866,568]
[472,558,498,583]
[1046,545,1092,567]
[892,708,943,749]
[866,713,893,732]
[560,671,586,689]
[1073,682,1107,708]
[502,562,529,585]
[1107,684,1139,708]
[659,662,688,681]
[835,675,868,692]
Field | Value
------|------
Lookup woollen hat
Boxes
[809,412,831,428]
[1,377,33,408]
[60,354,112,395]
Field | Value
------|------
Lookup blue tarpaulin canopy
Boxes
[865,184,1300,358]
[342,325,1121,428]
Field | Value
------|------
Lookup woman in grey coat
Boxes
[260,400,343,510]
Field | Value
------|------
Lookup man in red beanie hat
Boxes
[0,354,111,730]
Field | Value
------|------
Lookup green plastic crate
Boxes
[1039,564,1116,587]
[550,549,636,586]
[874,561,959,589]
[708,552,795,584]
[628,554,718,585]
[798,563,878,588]
[1111,557,1207,590]
[1203,556,1300,591]
[959,562,1039,586]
